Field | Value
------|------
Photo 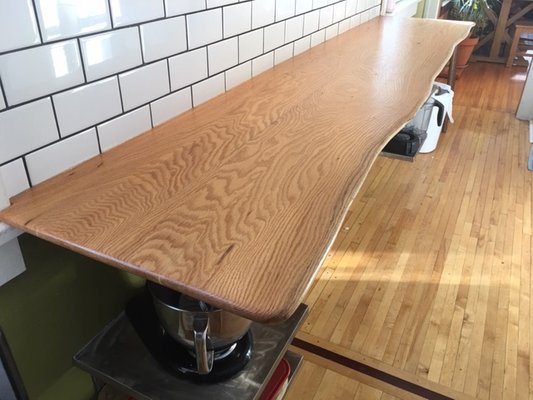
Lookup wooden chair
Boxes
[506,19,533,67]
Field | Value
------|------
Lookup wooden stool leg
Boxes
[506,27,523,67]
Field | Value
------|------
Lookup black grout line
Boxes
[0,77,8,108]
[0,4,377,170]
[29,0,44,44]
[20,157,33,187]
[95,127,103,154]
[106,0,115,29]
[0,6,374,114]
[116,76,125,113]
[49,97,63,139]
[148,103,154,128]
[137,26,145,64]
[166,59,173,93]
[77,38,88,83]
[0,0,349,58]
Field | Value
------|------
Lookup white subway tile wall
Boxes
[0,0,381,197]
[274,44,294,65]
[140,17,187,63]
[285,16,305,43]
[34,0,111,42]
[150,88,192,126]
[252,0,275,29]
[80,28,142,82]
[187,9,223,49]
[252,52,274,76]
[264,22,285,52]
[225,61,252,90]
[109,0,165,27]
[192,73,225,106]
[165,0,205,17]
[0,0,40,52]
[97,107,152,151]
[208,38,239,75]
[0,98,59,164]
[25,128,99,184]
[169,48,208,91]
[0,159,29,198]
[118,61,169,111]
[0,40,84,105]
[239,29,264,62]
[223,3,252,38]
[53,77,122,137]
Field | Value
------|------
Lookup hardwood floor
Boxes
[289,62,531,399]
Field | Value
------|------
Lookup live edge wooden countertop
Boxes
[0,17,472,322]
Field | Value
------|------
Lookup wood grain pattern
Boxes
[0,17,472,322]
[298,62,531,398]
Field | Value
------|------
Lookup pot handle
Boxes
[193,315,214,374]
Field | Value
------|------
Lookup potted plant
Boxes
[447,0,491,74]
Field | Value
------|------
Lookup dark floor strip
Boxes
[291,338,452,400]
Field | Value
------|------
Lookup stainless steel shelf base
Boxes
[74,302,308,400]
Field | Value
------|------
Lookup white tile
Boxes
[0,90,5,110]
[141,17,187,63]
[119,61,169,111]
[239,29,263,62]
[166,0,206,16]
[325,23,338,40]
[319,5,334,29]
[264,22,285,52]
[0,41,84,106]
[252,0,275,29]
[350,14,361,28]
[0,99,59,164]
[294,36,311,55]
[192,74,225,107]
[35,0,111,42]
[169,48,208,91]
[0,0,40,52]
[150,88,192,126]
[339,18,351,34]
[187,9,223,49]
[285,15,304,43]
[225,61,251,90]
[356,0,366,13]
[80,28,142,82]
[109,0,164,27]
[97,107,151,151]
[25,128,99,185]
[53,77,122,137]
[0,159,29,198]
[303,10,319,35]
[310,29,325,47]
[276,0,295,21]
[313,0,328,8]
[296,0,313,14]
[252,52,273,76]
[333,2,346,22]
[208,38,238,75]
[224,3,251,38]
[274,44,293,65]
[207,0,234,6]
[346,0,357,16]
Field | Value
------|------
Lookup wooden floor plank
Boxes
[295,63,531,399]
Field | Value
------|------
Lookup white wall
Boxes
[517,63,533,121]
[0,0,382,202]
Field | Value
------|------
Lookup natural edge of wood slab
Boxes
[0,17,473,322]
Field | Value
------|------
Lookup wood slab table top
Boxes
[0,17,472,322]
